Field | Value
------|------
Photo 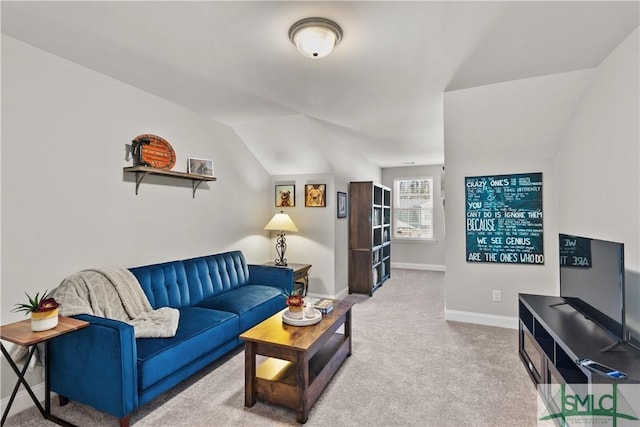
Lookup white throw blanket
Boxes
[53,268,179,338]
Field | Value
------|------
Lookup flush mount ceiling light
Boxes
[288,17,343,59]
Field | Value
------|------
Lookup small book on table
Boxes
[314,299,334,314]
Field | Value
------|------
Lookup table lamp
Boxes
[264,211,299,266]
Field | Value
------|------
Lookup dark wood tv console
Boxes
[518,293,640,390]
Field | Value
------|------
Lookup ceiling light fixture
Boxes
[288,17,343,59]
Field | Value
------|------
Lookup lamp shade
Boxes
[289,17,343,59]
[264,211,299,232]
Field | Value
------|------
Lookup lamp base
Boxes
[274,232,288,267]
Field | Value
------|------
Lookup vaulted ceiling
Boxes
[2,1,638,174]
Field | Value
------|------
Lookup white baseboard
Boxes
[444,309,518,330]
[334,287,349,300]
[391,262,446,272]
[307,285,349,301]
[307,287,349,301]
[0,380,46,417]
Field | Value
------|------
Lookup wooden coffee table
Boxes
[240,299,354,423]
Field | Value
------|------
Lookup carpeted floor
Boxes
[4,269,539,426]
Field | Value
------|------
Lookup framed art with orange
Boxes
[305,184,326,207]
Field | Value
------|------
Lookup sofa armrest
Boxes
[248,264,294,293]
[48,314,138,419]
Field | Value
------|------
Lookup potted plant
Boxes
[12,290,60,331]
[283,289,304,320]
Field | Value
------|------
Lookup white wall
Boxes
[333,176,350,299]
[443,29,639,328]
[233,115,382,177]
[443,69,594,326]
[555,28,640,341]
[270,173,373,299]
[382,165,446,270]
[1,36,274,399]
[268,174,336,298]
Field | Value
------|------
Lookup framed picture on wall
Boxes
[275,185,295,207]
[305,184,326,207]
[337,192,347,218]
[465,172,543,265]
[187,158,214,177]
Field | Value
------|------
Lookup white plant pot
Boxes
[288,306,304,319]
[31,309,59,331]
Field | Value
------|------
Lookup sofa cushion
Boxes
[129,261,191,308]
[136,307,239,390]
[195,285,285,332]
[182,251,250,305]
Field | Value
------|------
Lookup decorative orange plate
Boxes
[132,134,176,170]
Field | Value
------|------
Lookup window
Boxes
[393,177,433,239]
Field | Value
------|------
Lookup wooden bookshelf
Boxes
[348,181,391,295]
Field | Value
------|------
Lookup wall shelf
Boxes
[123,166,216,198]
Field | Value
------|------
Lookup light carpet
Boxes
[5,269,539,426]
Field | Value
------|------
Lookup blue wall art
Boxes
[465,172,543,265]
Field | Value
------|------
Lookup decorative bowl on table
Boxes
[282,308,322,326]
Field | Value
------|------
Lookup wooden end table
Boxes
[0,316,89,426]
[240,299,354,423]
[263,262,312,296]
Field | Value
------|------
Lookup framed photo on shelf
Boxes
[187,158,214,177]
[275,185,295,207]
[305,184,326,207]
[337,192,347,218]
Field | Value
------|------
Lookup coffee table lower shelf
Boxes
[255,334,349,412]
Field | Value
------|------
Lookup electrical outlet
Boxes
[492,290,502,302]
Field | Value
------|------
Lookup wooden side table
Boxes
[263,262,312,296]
[0,316,89,427]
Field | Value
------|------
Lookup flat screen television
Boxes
[559,234,625,347]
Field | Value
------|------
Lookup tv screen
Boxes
[559,234,625,343]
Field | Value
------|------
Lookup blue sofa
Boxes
[48,251,293,427]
